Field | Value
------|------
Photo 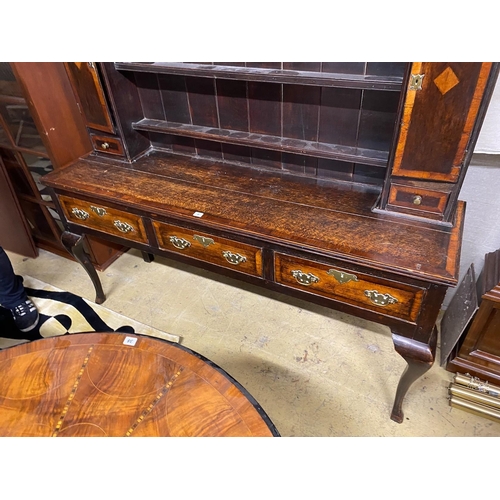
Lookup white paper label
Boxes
[193,211,204,218]
[123,336,138,346]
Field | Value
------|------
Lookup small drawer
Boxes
[274,253,425,322]
[90,134,125,156]
[153,221,263,278]
[59,195,148,244]
[387,183,450,215]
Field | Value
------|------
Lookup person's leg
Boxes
[0,247,38,332]
[0,247,27,308]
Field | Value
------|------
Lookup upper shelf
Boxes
[132,118,389,167]
[115,62,404,91]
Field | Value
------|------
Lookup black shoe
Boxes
[10,299,39,332]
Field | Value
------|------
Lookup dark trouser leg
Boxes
[61,232,106,304]
[390,327,437,423]
[0,246,27,309]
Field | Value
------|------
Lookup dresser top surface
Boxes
[43,150,464,286]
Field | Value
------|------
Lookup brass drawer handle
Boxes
[364,290,398,306]
[193,235,214,248]
[291,270,319,286]
[71,207,89,220]
[90,205,107,217]
[413,195,422,206]
[327,269,358,284]
[100,142,110,150]
[113,220,134,233]
[222,251,247,265]
[169,236,191,250]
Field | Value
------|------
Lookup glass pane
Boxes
[0,63,23,98]
[0,122,10,146]
[0,148,34,196]
[0,101,47,153]
[18,198,58,242]
[21,152,54,201]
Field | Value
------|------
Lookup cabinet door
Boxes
[65,62,115,134]
[392,62,493,182]
[0,155,37,258]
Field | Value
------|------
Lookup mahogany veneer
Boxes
[0,333,278,437]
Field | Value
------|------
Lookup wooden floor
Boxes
[0,332,278,437]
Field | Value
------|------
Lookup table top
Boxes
[0,332,279,437]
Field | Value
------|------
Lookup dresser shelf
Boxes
[115,62,404,91]
[132,118,389,168]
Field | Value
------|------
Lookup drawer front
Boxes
[388,183,449,215]
[59,195,148,244]
[153,221,263,278]
[90,134,125,156]
[275,253,425,322]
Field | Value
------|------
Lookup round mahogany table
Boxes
[0,332,279,437]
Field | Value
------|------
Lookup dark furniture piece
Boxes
[41,62,499,423]
[446,248,500,383]
[0,332,278,437]
[0,63,125,268]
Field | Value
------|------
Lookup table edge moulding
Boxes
[41,61,500,424]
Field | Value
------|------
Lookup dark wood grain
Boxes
[132,118,389,167]
[392,62,489,182]
[185,77,218,127]
[319,88,362,148]
[115,62,403,90]
[248,82,281,136]
[42,151,464,285]
[216,79,248,132]
[158,74,191,123]
[64,62,115,133]
[283,84,320,141]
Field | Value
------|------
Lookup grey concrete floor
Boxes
[5,247,500,437]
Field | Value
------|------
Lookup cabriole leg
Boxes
[390,327,437,423]
[61,231,106,304]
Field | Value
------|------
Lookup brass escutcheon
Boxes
[113,220,134,233]
[409,73,424,91]
[193,235,215,248]
[364,290,398,306]
[291,270,320,286]
[169,236,191,250]
[71,207,89,220]
[327,269,358,284]
[222,251,247,265]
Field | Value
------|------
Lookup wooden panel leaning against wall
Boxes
[0,63,127,269]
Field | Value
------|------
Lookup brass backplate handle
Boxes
[222,251,247,265]
[364,290,398,306]
[193,235,215,248]
[169,236,191,250]
[113,220,134,233]
[327,269,358,284]
[291,270,320,286]
[71,207,89,220]
[90,205,107,217]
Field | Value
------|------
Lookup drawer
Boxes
[90,134,125,156]
[387,183,450,215]
[153,221,263,278]
[59,195,148,244]
[274,253,425,322]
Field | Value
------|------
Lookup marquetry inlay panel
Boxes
[434,67,460,96]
